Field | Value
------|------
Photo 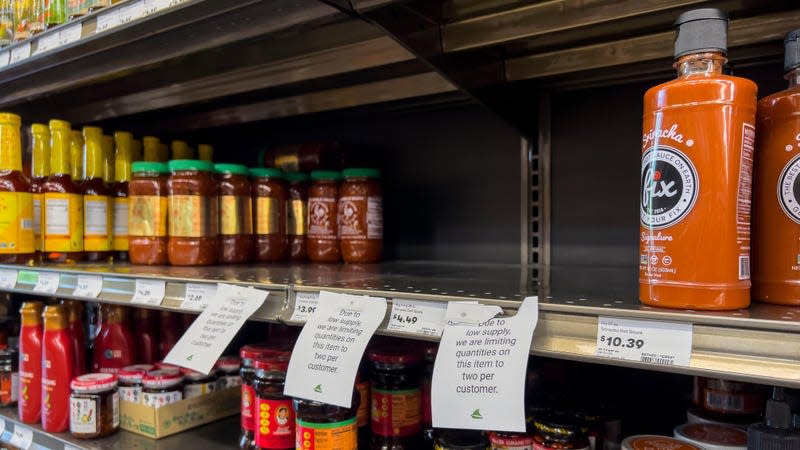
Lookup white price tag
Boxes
[34,32,60,54]
[131,279,166,305]
[181,283,217,311]
[33,272,60,294]
[0,50,9,67]
[0,417,5,438]
[596,316,693,366]
[290,291,320,322]
[9,425,32,449]
[164,283,268,374]
[142,0,179,15]
[118,0,144,25]
[387,299,447,337]
[58,23,82,46]
[73,275,103,298]
[9,43,31,64]
[95,8,120,33]
[0,269,17,289]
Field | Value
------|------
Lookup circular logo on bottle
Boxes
[640,146,699,229]
[777,154,800,224]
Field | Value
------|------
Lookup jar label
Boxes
[70,397,99,434]
[129,195,168,237]
[338,195,382,240]
[489,432,534,449]
[288,199,307,236]
[0,371,18,404]
[703,388,763,414]
[371,388,421,437]
[296,417,357,450]
[367,197,383,239]
[0,192,34,254]
[308,197,336,238]
[255,397,294,448]
[113,198,129,251]
[224,375,241,389]
[84,195,113,251]
[169,195,218,237]
[220,195,253,235]
[356,380,369,428]
[33,194,42,251]
[142,390,182,409]
[43,373,70,426]
[241,383,256,431]
[119,385,141,403]
[255,197,280,235]
[44,193,84,252]
[184,381,217,399]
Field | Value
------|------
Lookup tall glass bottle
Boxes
[752,29,800,306]
[142,136,160,162]
[62,300,85,376]
[0,112,34,264]
[0,0,13,46]
[131,138,142,162]
[113,131,132,261]
[30,123,49,258]
[102,134,114,186]
[133,308,158,364]
[639,8,757,310]
[81,126,113,262]
[13,0,29,42]
[92,304,135,373]
[171,140,193,160]
[43,119,83,262]
[69,130,83,182]
[41,304,74,433]
[44,0,65,29]
[18,301,43,424]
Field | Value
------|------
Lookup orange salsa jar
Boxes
[307,171,341,263]
[168,160,219,266]
[250,168,288,262]
[285,172,309,261]
[215,164,253,264]
[128,162,169,265]
[339,168,383,263]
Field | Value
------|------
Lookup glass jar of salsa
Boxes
[307,170,341,263]
[69,373,119,439]
[167,160,219,265]
[369,347,423,450]
[294,390,360,450]
[129,162,169,265]
[340,168,382,263]
[253,358,293,450]
[250,168,288,262]
[216,164,253,264]
[285,172,309,261]
[141,370,184,409]
[0,112,34,264]
[533,415,590,450]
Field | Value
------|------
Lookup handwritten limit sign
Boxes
[284,291,387,407]
[432,297,539,432]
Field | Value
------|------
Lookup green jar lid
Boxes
[342,168,380,178]
[249,167,284,179]
[214,163,249,176]
[284,172,310,183]
[168,159,215,172]
[132,162,169,174]
[310,170,341,181]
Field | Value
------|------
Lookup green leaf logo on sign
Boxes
[471,409,483,420]
[314,384,322,393]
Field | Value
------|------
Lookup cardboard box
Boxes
[120,386,240,439]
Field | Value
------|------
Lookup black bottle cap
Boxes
[785,29,800,72]
[674,8,728,59]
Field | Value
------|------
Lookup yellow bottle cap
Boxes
[0,112,21,126]
[20,301,44,326]
[31,123,49,135]
[43,304,69,330]
[49,119,71,131]
[82,126,103,138]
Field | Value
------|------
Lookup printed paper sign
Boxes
[284,291,387,408]
[181,283,217,311]
[289,291,320,322]
[131,279,166,305]
[596,316,692,366]
[432,297,539,432]
[387,299,447,337]
[0,269,17,289]
[33,272,60,294]
[164,283,268,374]
[73,275,102,298]
[9,425,32,449]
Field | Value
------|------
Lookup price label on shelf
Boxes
[73,275,103,298]
[118,0,145,25]
[0,269,17,289]
[0,50,9,67]
[290,291,320,322]
[9,42,31,64]
[0,417,6,438]
[58,23,82,46]
[131,279,166,305]
[181,283,217,311]
[387,299,447,337]
[33,272,60,294]
[142,0,182,16]
[34,31,60,54]
[595,316,693,366]
[9,425,32,449]
[95,8,120,33]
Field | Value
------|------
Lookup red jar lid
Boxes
[118,364,154,383]
[368,347,423,365]
[71,373,118,393]
[142,370,184,389]
[253,357,289,372]
[239,344,277,361]
[215,356,241,373]
[184,370,213,381]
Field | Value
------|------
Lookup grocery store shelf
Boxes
[1,262,798,388]
[0,408,238,450]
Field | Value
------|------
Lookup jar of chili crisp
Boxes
[141,369,184,409]
[294,390,360,450]
[69,373,119,439]
[118,364,153,404]
[253,357,293,449]
[368,347,423,450]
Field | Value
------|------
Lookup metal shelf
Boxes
[0,262,798,388]
[0,407,238,450]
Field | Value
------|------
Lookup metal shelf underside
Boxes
[0,261,797,389]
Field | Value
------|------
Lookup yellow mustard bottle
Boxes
[112,131,132,261]
[44,120,83,262]
[81,126,113,262]
[30,123,50,257]
[0,112,34,264]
